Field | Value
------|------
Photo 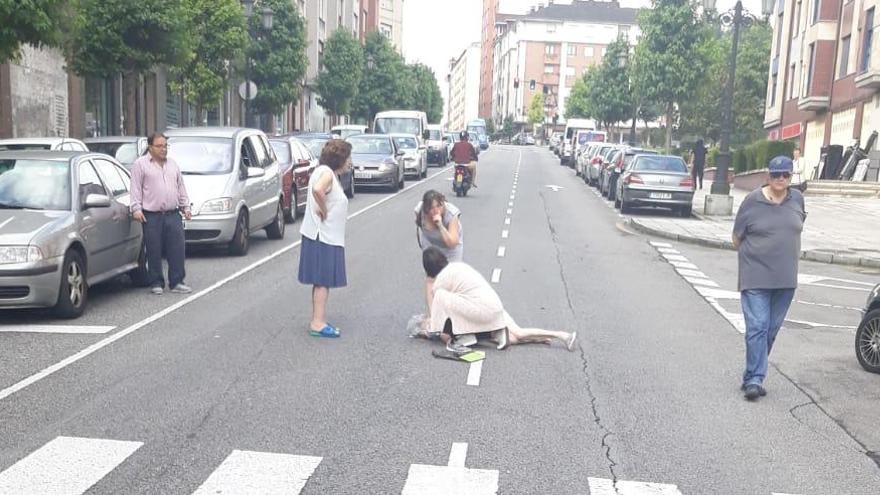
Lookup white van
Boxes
[560,118,597,166]
[425,124,447,165]
[373,110,428,169]
[330,124,368,139]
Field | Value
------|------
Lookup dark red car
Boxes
[269,136,318,223]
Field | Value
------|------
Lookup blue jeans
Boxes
[741,288,795,386]
[143,211,186,289]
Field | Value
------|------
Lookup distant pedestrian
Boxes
[299,139,352,338]
[791,146,807,192]
[130,133,192,295]
[414,190,463,318]
[732,156,806,400]
[691,139,706,190]
[422,247,577,352]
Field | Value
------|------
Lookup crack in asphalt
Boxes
[775,365,877,470]
[541,190,621,492]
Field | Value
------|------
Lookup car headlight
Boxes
[199,198,234,214]
[0,246,43,264]
[379,163,392,172]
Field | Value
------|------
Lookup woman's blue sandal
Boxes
[309,324,340,338]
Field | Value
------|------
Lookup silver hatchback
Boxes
[616,154,695,217]
[164,127,285,256]
[0,151,147,317]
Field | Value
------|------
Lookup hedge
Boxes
[704,140,796,173]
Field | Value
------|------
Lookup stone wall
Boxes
[8,46,69,137]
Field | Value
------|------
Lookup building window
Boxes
[776,13,784,54]
[584,46,594,57]
[544,65,555,74]
[545,44,557,55]
[620,25,630,38]
[839,35,851,77]
[568,45,577,56]
[380,23,392,38]
[862,8,874,73]
[811,0,821,24]
[770,74,777,106]
[546,23,556,33]
[788,64,797,99]
[806,43,815,94]
[792,1,801,36]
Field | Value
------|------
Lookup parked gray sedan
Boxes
[348,134,405,191]
[0,151,147,317]
[616,154,694,217]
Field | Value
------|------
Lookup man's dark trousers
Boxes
[143,210,186,289]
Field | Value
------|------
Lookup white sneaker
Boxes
[170,284,192,294]
[150,286,163,295]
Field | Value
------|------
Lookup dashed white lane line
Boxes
[491,269,502,284]
[402,443,498,495]
[657,247,680,254]
[676,268,709,279]
[192,450,322,495]
[497,246,506,257]
[669,261,699,270]
[501,230,509,239]
[684,277,721,288]
[662,253,689,262]
[588,477,682,495]
[504,217,511,225]
[447,443,468,468]
[466,361,483,387]
[508,201,513,207]
[796,300,863,312]
[650,241,673,248]
[506,208,512,214]
[785,319,857,330]
[0,325,116,334]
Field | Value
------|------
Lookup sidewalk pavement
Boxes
[627,180,880,268]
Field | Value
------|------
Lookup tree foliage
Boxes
[565,75,591,120]
[404,63,443,123]
[249,0,308,117]
[352,32,409,122]
[633,0,707,151]
[527,92,545,125]
[0,0,65,63]
[66,0,192,77]
[169,0,247,122]
[315,29,363,118]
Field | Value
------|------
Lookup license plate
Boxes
[649,192,672,200]
[354,171,372,179]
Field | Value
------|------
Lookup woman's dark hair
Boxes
[147,132,167,146]
[421,190,445,217]
[320,139,352,170]
[422,246,449,278]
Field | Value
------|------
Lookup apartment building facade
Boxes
[447,43,482,131]
[492,1,638,126]
[764,0,880,179]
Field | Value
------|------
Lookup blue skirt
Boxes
[298,235,347,288]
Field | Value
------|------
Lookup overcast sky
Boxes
[402,0,768,122]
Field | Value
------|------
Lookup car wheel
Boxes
[129,241,150,287]
[857,309,880,374]
[265,202,285,240]
[228,211,249,256]
[284,190,296,223]
[620,198,631,214]
[680,205,693,218]
[54,250,87,318]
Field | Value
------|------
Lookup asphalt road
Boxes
[1,145,878,494]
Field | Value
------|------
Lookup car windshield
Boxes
[634,156,688,173]
[427,130,442,140]
[0,143,52,151]
[0,159,71,210]
[375,118,420,135]
[88,142,140,165]
[393,137,418,149]
[350,137,393,155]
[167,137,234,175]
[299,137,329,157]
[269,141,291,163]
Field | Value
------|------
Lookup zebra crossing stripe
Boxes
[587,477,682,495]
[0,436,142,495]
[192,450,322,495]
[402,443,498,495]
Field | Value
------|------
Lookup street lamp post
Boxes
[617,49,637,145]
[703,0,775,202]
[241,0,274,128]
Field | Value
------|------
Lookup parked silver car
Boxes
[164,127,285,256]
[856,283,880,374]
[616,154,695,217]
[348,134,405,191]
[0,137,89,152]
[83,136,148,168]
[585,144,617,185]
[392,133,427,178]
[0,151,147,317]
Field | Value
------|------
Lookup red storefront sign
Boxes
[780,122,802,140]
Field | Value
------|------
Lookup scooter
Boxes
[452,164,472,197]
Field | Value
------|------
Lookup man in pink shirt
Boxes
[130,133,193,295]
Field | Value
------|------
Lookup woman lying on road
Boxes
[418,246,577,352]
[414,190,462,318]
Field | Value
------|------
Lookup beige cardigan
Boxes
[430,262,507,335]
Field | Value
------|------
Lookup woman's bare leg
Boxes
[310,286,329,331]
[507,319,571,346]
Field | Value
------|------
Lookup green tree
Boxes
[676,24,725,144]
[633,0,707,151]
[352,32,408,123]
[565,75,591,120]
[485,119,496,135]
[248,0,308,122]
[527,92,545,125]
[502,115,515,137]
[404,63,443,122]
[0,0,65,63]
[315,30,363,121]
[731,23,771,145]
[592,36,633,131]
[169,0,247,125]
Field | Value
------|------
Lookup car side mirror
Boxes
[247,166,266,179]
[395,150,405,158]
[84,193,111,209]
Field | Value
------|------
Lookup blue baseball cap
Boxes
[768,155,793,173]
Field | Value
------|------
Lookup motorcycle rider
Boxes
[450,130,478,188]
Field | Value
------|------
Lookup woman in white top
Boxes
[414,190,463,319]
[298,139,352,338]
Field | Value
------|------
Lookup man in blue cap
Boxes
[732,155,806,400]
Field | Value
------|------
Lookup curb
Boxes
[627,217,880,269]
